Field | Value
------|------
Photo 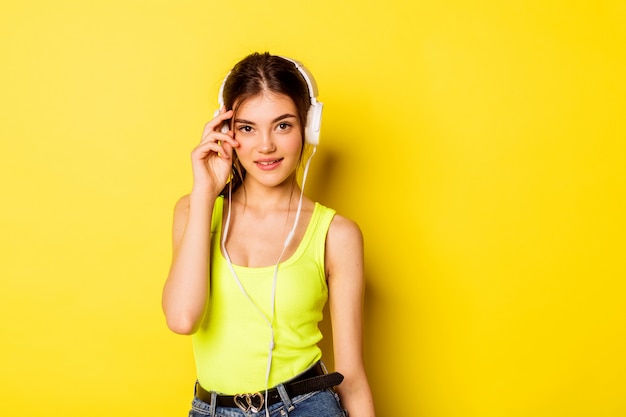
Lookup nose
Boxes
[258,131,276,153]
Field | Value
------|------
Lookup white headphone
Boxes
[217,56,323,146]
[218,56,321,416]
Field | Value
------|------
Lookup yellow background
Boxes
[2,1,625,416]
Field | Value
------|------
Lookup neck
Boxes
[234,175,301,212]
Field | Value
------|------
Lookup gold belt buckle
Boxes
[233,392,264,413]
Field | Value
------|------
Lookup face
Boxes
[232,91,303,189]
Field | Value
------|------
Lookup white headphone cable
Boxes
[221,145,317,416]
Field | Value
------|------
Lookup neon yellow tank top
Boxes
[191,196,336,394]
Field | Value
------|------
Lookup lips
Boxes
[254,158,284,171]
[256,158,282,165]
[254,157,284,170]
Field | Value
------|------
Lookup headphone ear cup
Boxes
[305,101,323,146]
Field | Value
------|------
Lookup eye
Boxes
[237,125,253,133]
[277,122,291,131]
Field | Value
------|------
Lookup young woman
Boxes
[162,52,375,417]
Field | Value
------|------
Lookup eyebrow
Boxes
[233,113,297,125]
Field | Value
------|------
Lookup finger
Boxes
[193,137,236,161]
[201,109,234,137]
[220,141,234,160]
[200,130,238,149]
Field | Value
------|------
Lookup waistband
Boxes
[194,361,344,412]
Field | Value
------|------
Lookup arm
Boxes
[161,192,214,334]
[326,215,376,416]
[161,109,237,335]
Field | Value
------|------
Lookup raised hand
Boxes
[191,108,238,195]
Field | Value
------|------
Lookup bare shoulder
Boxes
[328,214,363,246]
[171,194,191,249]
[174,194,191,215]
[326,213,364,275]
[172,194,191,229]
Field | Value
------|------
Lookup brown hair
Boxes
[220,52,312,195]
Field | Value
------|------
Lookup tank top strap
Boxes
[307,203,336,267]
[211,195,225,235]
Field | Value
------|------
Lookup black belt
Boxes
[195,362,344,412]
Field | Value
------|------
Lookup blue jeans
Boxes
[188,388,347,417]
